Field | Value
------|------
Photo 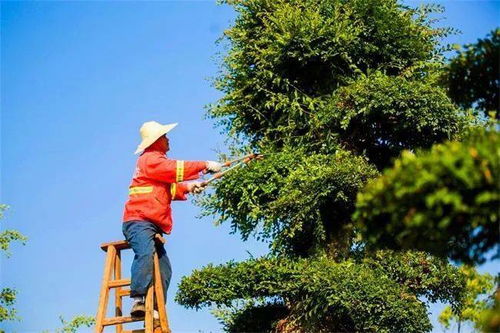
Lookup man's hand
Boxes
[205,161,223,173]
[186,181,207,194]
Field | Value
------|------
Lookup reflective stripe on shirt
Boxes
[176,160,184,182]
[170,183,177,198]
[129,186,153,195]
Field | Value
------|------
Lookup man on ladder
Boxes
[122,121,222,319]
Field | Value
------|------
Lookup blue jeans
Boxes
[122,220,172,303]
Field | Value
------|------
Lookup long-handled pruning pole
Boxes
[201,153,263,187]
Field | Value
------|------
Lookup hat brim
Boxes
[134,123,178,154]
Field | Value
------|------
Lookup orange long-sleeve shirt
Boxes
[123,141,207,234]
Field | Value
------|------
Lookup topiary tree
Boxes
[176,0,471,331]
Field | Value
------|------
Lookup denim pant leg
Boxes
[122,221,158,297]
[155,242,172,303]
[122,220,172,301]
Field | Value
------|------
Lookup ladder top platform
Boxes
[100,234,166,252]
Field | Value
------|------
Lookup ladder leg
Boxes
[114,250,123,333]
[153,252,170,333]
[145,281,154,333]
[95,245,117,333]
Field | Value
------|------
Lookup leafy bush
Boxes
[199,148,379,258]
[317,72,466,168]
[354,128,499,264]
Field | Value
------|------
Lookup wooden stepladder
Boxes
[95,234,171,333]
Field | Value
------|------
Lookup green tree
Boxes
[176,0,470,331]
[438,266,495,332]
[0,204,27,324]
[443,28,499,118]
[354,128,499,265]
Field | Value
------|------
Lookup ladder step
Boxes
[108,278,131,288]
[101,234,166,252]
[102,316,143,326]
[100,240,131,252]
[122,327,163,333]
[118,288,131,297]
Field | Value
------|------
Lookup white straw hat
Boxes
[134,121,178,154]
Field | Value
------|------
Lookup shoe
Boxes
[152,310,160,328]
[131,301,145,317]
[141,310,160,328]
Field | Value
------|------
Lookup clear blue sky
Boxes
[1,1,498,332]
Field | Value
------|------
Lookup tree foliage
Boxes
[438,266,495,331]
[354,128,499,264]
[316,71,465,168]
[210,0,462,153]
[211,301,290,333]
[0,288,18,323]
[478,284,500,333]
[41,315,95,333]
[198,148,379,258]
[443,28,499,117]
[178,0,472,331]
[0,205,27,257]
[177,251,465,332]
[202,0,467,260]
[55,315,95,333]
[0,205,27,324]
